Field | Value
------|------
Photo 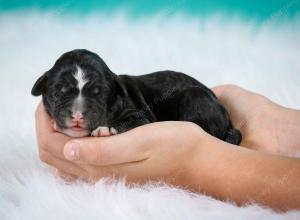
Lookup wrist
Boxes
[183,134,238,196]
[168,122,209,189]
[180,129,221,192]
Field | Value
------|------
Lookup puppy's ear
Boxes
[114,77,128,97]
[31,72,48,96]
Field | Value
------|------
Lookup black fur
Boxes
[31,49,242,145]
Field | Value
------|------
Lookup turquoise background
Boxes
[1,0,300,21]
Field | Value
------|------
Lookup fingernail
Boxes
[64,142,80,161]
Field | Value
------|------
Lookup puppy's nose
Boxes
[72,111,84,122]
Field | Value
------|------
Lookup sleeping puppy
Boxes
[31,49,242,145]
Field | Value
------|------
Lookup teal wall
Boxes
[0,0,299,21]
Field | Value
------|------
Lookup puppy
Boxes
[31,49,242,144]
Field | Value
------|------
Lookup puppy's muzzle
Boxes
[72,111,84,123]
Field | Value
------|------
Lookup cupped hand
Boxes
[35,84,300,183]
[212,84,300,156]
[35,102,205,184]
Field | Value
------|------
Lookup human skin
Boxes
[213,85,300,156]
[35,85,300,211]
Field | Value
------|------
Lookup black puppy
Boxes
[31,49,241,144]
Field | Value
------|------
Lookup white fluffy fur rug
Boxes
[0,11,300,219]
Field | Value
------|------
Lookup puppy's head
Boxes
[32,49,125,137]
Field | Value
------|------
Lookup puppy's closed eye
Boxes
[61,86,69,93]
[91,87,100,95]
[61,86,77,95]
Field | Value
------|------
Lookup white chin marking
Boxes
[61,129,90,138]
[54,121,89,138]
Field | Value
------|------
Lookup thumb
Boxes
[63,129,151,166]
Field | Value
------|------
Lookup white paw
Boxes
[110,127,118,135]
[91,126,118,137]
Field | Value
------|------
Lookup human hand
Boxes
[35,101,206,184]
[35,100,300,211]
[212,84,300,156]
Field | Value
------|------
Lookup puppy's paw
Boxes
[109,127,118,135]
[91,126,118,137]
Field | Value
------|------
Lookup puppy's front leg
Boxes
[113,116,152,134]
[91,126,118,137]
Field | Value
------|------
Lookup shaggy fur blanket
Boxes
[0,11,299,219]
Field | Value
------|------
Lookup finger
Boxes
[212,84,252,100]
[212,84,240,98]
[89,160,150,182]
[211,85,224,98]
[39,149,88,178]
[54,169,79,182]
[35,102,72,159]
[35,101,54,134]
[39,132,71,160]
[79,157,171,184]
[63,124,156,166]
[211,85,261,130]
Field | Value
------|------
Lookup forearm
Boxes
[186,135,300,211]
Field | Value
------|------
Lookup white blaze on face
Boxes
[61,66,90,137]
[72,66,88,114]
